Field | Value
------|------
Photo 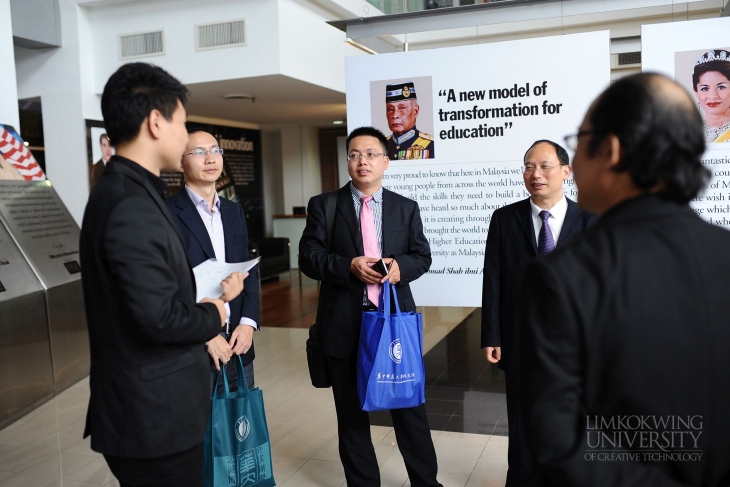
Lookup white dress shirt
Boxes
[185,185,257,331]
[529,195,568,246]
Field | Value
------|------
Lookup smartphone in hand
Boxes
[372,258,390,276]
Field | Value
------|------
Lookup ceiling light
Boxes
[345,38,377,55]
[223,94,256,103]
[333,120,344,125]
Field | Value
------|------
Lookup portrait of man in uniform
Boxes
[384,81,435,160]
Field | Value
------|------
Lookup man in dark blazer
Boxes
[481,139,596,487]
[80,63,243,487]
[300,126,442,487]
[166,128,260,391]
[521,73,730,486]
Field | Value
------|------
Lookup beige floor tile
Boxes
[311,435,340,462]
[0,416,64,448]
[0,431,77,472]
[62,457,115,485]
[0,472,12,482]
[271,436,329,459]
[272,454,308,484]
[0,454,62,487]
[0,448,14,460]
[433,431,489,476]
[59,454,98,477]
[403,472,470,487]
[44,480,99,487]
[287,409,339,440]
[465,459,507,487]
[377,450,408,487]
[60,438,100,459]
[279,459,345,487]
[266,414,307,445]
[103,480,120,487]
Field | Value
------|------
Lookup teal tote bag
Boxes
[203,356,276,487]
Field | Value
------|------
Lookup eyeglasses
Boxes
[185,148,224,157]
[563,130,594,151]
[522,164,566,173]
[347,152,385,162]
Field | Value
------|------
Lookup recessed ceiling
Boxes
[185,74,347,131]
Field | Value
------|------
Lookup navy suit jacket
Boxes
[166,188,259,365]
[481,197,596,373]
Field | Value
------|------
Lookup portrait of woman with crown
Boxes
[692,49,730,143]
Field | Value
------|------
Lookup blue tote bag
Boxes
[357,280,425,412]
[203,357,276,487]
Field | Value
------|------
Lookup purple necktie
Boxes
[537,210,555,255]
[360,195,381,306]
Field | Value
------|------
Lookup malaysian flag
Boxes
[0,124,46,181]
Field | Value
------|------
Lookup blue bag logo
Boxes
[235,415,251,442]
[389,338,402,364]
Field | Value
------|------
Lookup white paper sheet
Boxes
[192,257,261,303]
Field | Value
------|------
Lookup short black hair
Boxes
[99,133,108,144]
[346,126,388,153]
[586,72,709,203]
[523,139,569,165]
[692,61,730,91]
[101,63,188,147]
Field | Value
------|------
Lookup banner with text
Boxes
[346,31,610,306]
[643,18,730,231]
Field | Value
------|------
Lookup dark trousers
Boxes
[105,442,203,487]
[210,358,254,395]
[326,352,442,487]
[505,371,546,487]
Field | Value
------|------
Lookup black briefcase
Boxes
[306,323,331,388]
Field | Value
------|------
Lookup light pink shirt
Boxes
[185,185,257,330]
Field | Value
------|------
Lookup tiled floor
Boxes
[0,307,508,487]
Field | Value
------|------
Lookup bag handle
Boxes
[211,356,251,398]
[236,355,251,393]
[211,364,231,398]
[377,280,402,316]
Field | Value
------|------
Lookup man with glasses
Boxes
[481,139,596,487]
[521,73,730,486]
[166,128,260,393]
[300,126,442,487]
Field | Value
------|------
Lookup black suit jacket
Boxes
[80,156,221,458]
[481,197,596,372]
[299,182,431,358]
[165,188,259,365]
[520,195,730,486]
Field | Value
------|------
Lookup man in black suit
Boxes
[521,73,730,486]
[481,140,596,487]
[300,126,442,487]
[166,128,260,391]
[80,63,244,487]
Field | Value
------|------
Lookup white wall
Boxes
[14,0,91,225]
[278,0,364,92]
[0,0,20,130]
[262,131,284,237]
[88,0,281,92]
[281,126,321,214]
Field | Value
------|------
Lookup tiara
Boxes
[695,50,730,65]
